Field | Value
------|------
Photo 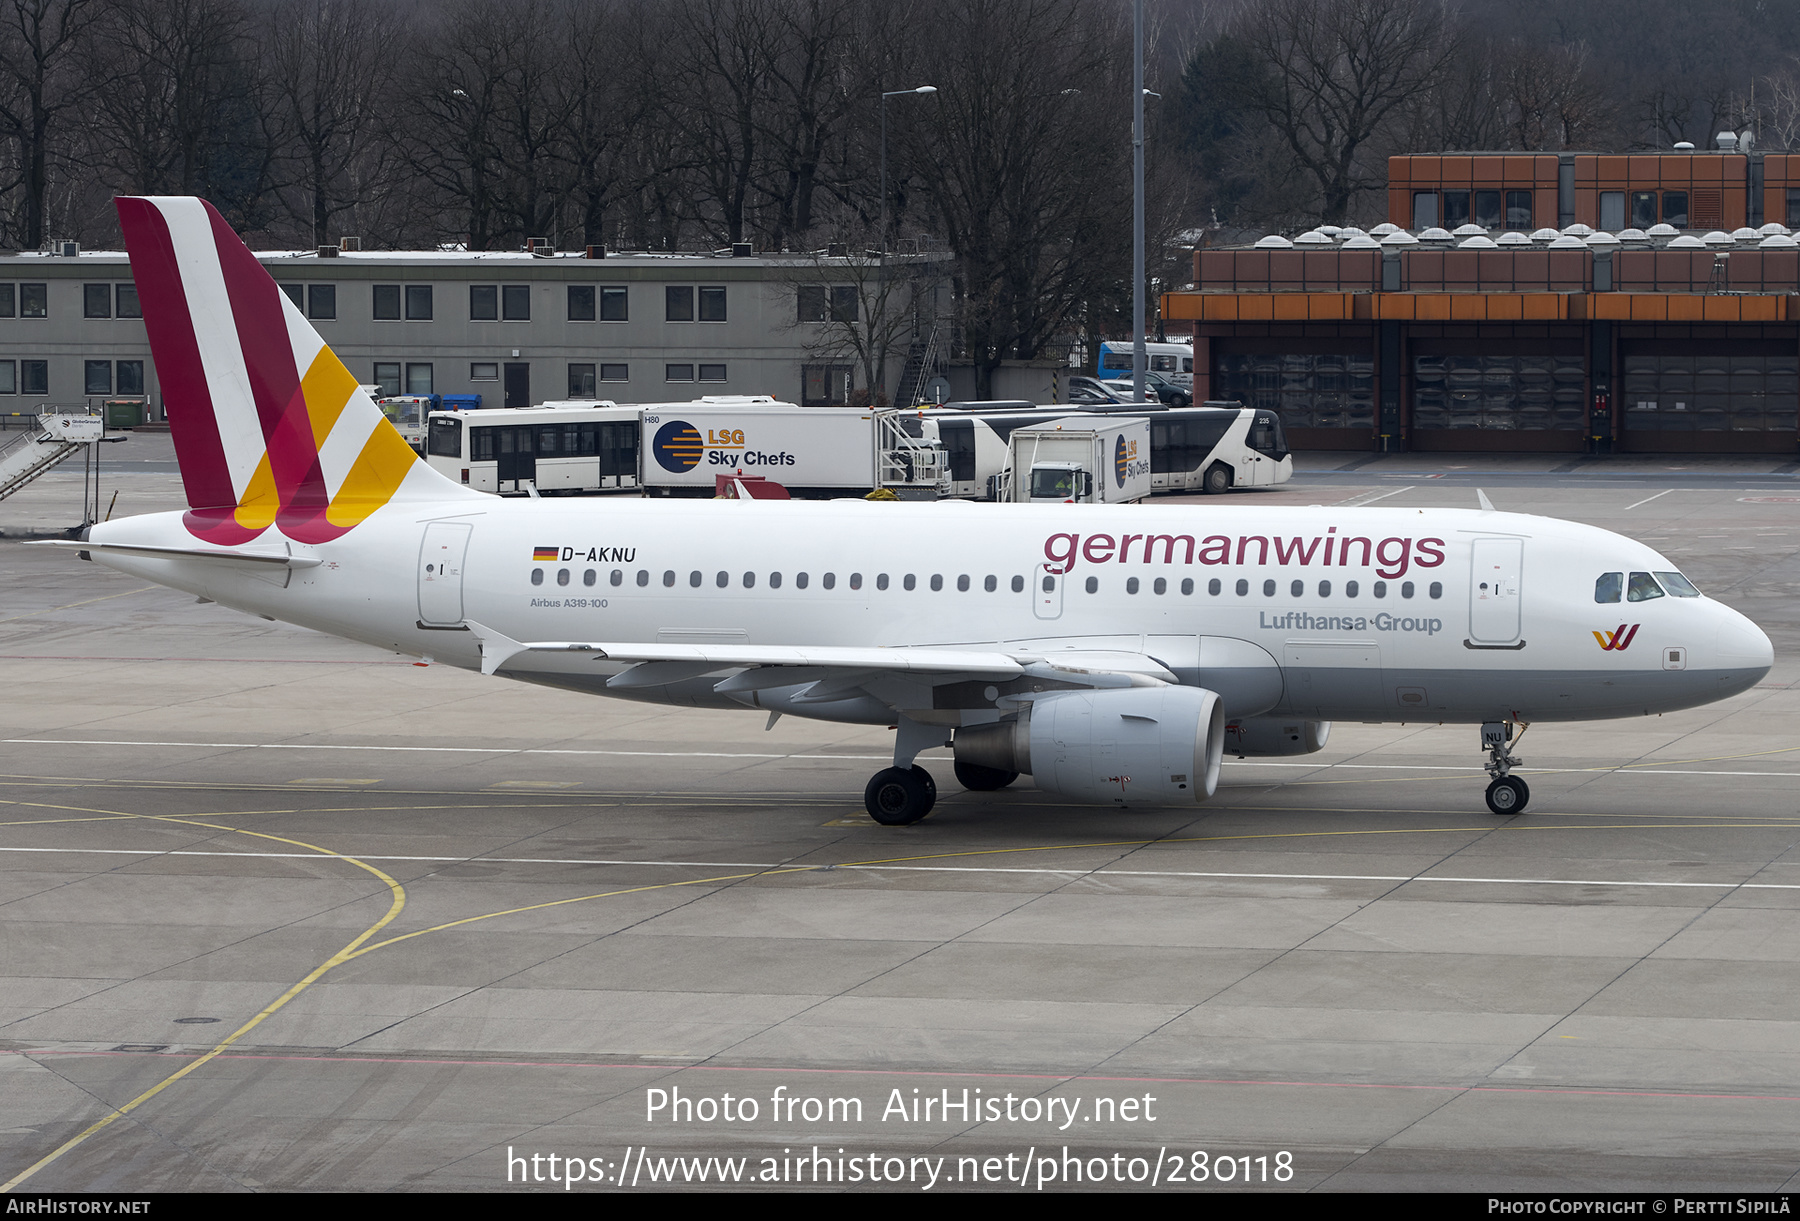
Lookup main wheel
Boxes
[954,760,1019,791]
[1485,775,1529,815]
[865,767,933,825]
[913,765,937,809]
[1203,463,1232,495]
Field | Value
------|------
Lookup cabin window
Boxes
[1627,571,1665,602]
[1655,571,1701,597]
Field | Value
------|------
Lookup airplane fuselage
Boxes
[86,497,1773,729]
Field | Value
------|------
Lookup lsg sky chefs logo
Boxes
[652,419,705,472]
[1594,624,1641,651]
[1114,435,1128,488]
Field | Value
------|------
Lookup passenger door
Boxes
[1468,537,1524,645]
[418,521,473,626]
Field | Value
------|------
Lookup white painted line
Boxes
[1,739,891,762]
[1623,489,1675,511]
[5,739,1799,778]
[1337,486,1413,508]
[1,845,1795,891]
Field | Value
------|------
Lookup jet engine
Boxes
[1225,718,1331,757]
[953,686,1225,804]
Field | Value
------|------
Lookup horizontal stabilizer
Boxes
[27,540,322,568]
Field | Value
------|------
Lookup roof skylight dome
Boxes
[1252,234,1293,248]
[1452,223,1486,236]
[1457,235,1498,248]
[1563,223,1594,237]
[1759,233,1798,248]
[1530,228,1561,241]
[1547,235,1587,248]
[1666,234,1705,248]
[1495,231,1530,245]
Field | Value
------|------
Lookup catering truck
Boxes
[640,401,947,499]
[1001,417,1151,504]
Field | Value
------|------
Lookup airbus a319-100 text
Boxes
[43,197,1775,823]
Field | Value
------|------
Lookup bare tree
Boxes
[783,247,946,402]
[0,0,101,247]
[900,0,1133,398]
[263,0,404,246]
[1231,0,1457,223]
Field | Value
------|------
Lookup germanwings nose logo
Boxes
[1594,624,1641,651]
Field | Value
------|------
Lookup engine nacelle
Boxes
[1226,717,1331,757]
[954,686,1225,805]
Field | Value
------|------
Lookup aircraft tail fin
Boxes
[115,196,470,545]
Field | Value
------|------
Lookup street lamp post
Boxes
[881,85,936,253]
[1132,0,1146,403]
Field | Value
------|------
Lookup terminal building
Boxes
[0,242,961,419]
[1163,147,1800,455]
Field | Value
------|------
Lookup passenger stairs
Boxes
[0,413,105,503]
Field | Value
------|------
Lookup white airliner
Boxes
[43,198,1775,823]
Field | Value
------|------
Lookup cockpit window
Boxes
[1654,571,1701,598]
[1626,571,1665,602]
[1595,572,1622,603]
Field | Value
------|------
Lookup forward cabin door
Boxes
[418,521,473,626]
[1468,537,1524,645]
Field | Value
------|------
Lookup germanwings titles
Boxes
[46,197,1775,823]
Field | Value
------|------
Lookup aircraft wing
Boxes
[461,621,1174,688]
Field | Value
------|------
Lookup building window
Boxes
[666,363,694,381]
[568,285,595,321]
[803,364,852,406]
[698,363,727,382]
[600,363,629,382]
[470,285,497,320]
[0,285,13,317]
[1788,188,1800,229]
[1632,192,1658,229]
[699,285,726,321]
[0,361,13,393]
[21,360,46,395]
[84,284,111,318]
[830,286,857,323]
[1662,192,1688,228]
[117,360,144,395]
[1473,191,1502,229]
[502,285,530,321]
[85,360,111,395]
[308,284,335,320]
[470,362,499,381]
[1600,192,1625,232]
[601,286,627,321]
[405,284,432,320]
[666,285,692,321]
[798,285,826,322]
[569,363,597,397]
[1504,191,1532,229]
[405,362,433,394]
[20,283,46,318]
[1441,189,1470,228]
[1411,192,1438,229]
[279,283,303,310]
[373,362,401,397]
[117,284,142,319]
[373,284,401,320]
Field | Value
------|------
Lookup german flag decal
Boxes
[533,546,559,561]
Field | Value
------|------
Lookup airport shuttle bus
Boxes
[57,196,1777,830]
[426,403,641,494]
[924,401,1291,499]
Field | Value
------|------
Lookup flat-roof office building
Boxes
[1163,150,1800,456]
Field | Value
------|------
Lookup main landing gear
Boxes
[865,766,936,825]
[1481,720,1529,815]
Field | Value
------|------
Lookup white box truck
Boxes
[1004,417,1151,504]
[640,400,946,498]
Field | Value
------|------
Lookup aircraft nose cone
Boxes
[1717,605,1774,677]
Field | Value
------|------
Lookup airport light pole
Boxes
[1132,0,1146,403]
[881,85,936,253]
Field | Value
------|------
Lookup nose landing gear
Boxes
[1481,720,1529,815]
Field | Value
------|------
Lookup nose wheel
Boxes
[1485,775,1529,815]
[1480,720,1529,815]
[865,765,937,825]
